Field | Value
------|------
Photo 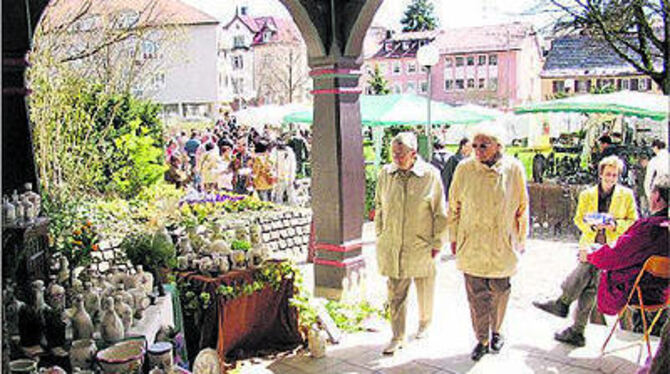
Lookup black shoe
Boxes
[470,342,489,361]
[554,327,585,347]
[490,332,504,353]
[533,299,569,318]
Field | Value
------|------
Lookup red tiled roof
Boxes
[251,17,303,46]
[435,23,535,54]
[42,0,218,30]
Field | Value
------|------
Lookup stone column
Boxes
[309,56,366,300]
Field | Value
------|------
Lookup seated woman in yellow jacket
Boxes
[533,155,638,347]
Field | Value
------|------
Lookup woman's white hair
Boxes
[469,124,507,146]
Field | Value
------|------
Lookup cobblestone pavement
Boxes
[236,223,658,373]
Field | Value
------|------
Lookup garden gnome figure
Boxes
[100,297,124,343]
[71,294,94,340]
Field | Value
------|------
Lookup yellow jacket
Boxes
[374,158,448,279]
[447,156,529,278]
[573,185,637,246]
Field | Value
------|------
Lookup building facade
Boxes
[541,36,663,99]
[363,23,544,109]
[220,8,311,109]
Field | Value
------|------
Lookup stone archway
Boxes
[3,0,384,299]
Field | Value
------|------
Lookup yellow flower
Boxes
[73,240,83,246]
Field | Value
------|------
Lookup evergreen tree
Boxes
[401,0,439,32]
[367,64,391,95]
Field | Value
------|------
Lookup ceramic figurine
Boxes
[57,257,70,285]
[3,196,16,225]
[100,297,124,343]
[69,338,97,371]
[113,295,133,332]
[214,255,230,273]
[83,282,101,323]
[18,280,50,347]
[71,294,94,340]
[46,281,66,312]
[4,284,24,336]
[198,257,214,274]
[114,284,134,309]
[135,265,153,295]
[129,288,150,319]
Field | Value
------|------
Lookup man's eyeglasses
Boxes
[472,143,492,150]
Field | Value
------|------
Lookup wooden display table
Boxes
[177,264,302,366]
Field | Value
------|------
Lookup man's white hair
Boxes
[392,132,417,151]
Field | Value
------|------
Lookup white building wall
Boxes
[154,23,219,114]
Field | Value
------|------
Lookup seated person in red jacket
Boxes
[580,175,669,316]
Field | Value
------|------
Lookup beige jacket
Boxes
[447,156,529,278]
[374,158,448,279]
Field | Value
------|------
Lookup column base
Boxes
[314,241,366,301]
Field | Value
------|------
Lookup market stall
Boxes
[515,90,669,240]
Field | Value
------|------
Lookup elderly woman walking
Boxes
[447,127,529,361]
[374,132,448,355]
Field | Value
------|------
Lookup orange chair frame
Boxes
[601,255,670,359]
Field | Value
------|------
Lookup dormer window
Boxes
[263,31,273,42]
[233,35,246,48]
[384,42,394,52]
[402,41,410,50]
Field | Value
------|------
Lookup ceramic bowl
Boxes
[9,359,37,374]
[96,340,145,374]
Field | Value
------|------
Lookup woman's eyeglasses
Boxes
[472,143,491,150]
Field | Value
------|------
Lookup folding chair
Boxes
[601,255,670,359]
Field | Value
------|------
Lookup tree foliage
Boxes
[550,0,669,93]
[401,0,439,32]
[367,64,391,95]
[28,48,167,200]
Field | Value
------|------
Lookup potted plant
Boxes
[121,229,177,296]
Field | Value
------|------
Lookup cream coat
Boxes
[447,156,529,278]
[374,159,448,279]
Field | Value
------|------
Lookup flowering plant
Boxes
[62,219,100,271]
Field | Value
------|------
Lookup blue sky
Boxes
[182,0,556,32]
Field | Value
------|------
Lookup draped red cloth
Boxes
[178,264,302,368]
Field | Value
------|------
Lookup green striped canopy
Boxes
[283,94,494,126]
[515,91,669,121]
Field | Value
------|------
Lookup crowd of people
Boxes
[163,113,310,205]
[373,128,669,370]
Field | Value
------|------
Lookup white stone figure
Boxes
[113,295,133,332]
[99,297,124,343]
[135,265,154,295]
[71,294,94,340]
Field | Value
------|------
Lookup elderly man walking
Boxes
[374,132,448,355]
[447,127,529,361]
